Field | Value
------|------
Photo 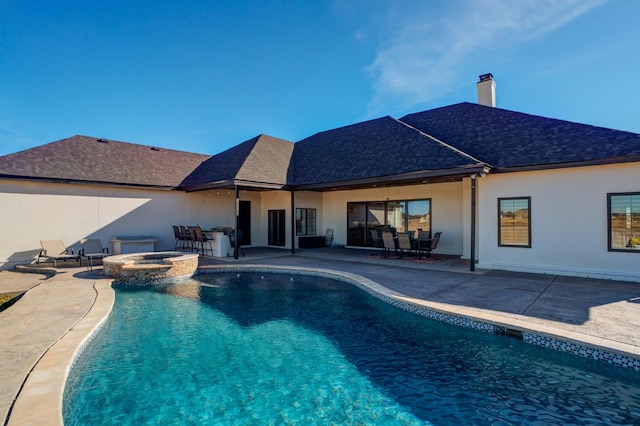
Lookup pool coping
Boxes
[7,280,115,426]
[7,264,640,424]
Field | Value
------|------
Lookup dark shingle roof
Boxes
[3,102,639,191]
[0,135,210,188]
[287,116,486,187]
[400,102,640,170]
[180,134,294,190]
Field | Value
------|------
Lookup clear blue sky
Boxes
[1,0,639,156]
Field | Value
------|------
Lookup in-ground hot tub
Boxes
[103,252,199,281]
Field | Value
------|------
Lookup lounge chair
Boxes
[80,239,109,270]
[38,240,81,267]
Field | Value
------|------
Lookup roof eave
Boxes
[0,174,177,190]
[492,155,640,174]
[291,164,490,191]
[181,179,287,192]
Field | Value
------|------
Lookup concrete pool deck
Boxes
[1,248,639,424]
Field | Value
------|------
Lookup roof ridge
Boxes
[395,118,492,168]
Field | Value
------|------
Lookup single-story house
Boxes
[1,75,639,281]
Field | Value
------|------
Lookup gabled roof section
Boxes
[0,135,210,188]
[287,116,488,189]
[179,134,294,191]
[400,102,640,171]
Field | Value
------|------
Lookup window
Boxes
[296,208,316,236]
[608,192,640,252]
[498,197,531,247]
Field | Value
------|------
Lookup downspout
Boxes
[290,190,296,254]
[234,186,239,259]
[470,175,476,271]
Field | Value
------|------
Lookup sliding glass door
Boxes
[347,199,431,247]
[347,201,385,246]
[386,201,406,234]
[407,200,431,236]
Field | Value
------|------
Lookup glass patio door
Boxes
[347,199,431,246]
[268,209,286,246]
[347,201,386,246]
[407,200,430,236]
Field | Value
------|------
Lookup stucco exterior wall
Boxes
[185,190,260,246]
[477,162,640,282]
[0,180,187,268]
[321,182,465,255]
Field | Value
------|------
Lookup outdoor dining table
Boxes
[413,237,433,259]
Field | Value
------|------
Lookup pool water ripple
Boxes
[64,272,640,425]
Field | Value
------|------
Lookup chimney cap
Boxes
[478,73,493,82]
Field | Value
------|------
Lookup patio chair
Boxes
[397,233,415,258]
[194,226,213,256]
[38,240,81,267]
[229,229,244,257]
[180,226,192,252]
[419,232,441,258]
[173,225,188,251]
[414,230,430,252]
[369,229,384,255]
[325,228,334,247]
[80,239,109,270]
[381,231,396,258]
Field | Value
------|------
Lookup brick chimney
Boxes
[477,73,496,107]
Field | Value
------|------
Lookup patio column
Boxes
[234,186,239,259]
[290,190,296,254]
[470,175,477,271]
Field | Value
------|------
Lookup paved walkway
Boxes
[0,267,111,424]
[1,248,639,424]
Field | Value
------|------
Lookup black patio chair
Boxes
[229,229,244,257]
[419,232,441,258]
[180,226,192,252]
[369,229,384,256]
[194,226,214,256]
[172,225,188,251]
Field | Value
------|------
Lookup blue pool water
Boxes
[64,272,640,425]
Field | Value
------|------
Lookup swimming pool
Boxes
[64,271,640,424]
